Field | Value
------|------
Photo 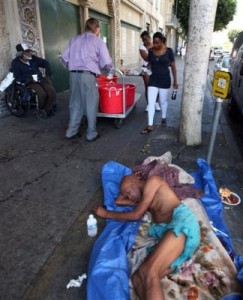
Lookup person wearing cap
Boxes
[11,43,56,117]
[60,17,113,142]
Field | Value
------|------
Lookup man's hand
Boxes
[45,76,52,84]
[107,72,113,80]
[115,194,137,206]
[93,205,108,218]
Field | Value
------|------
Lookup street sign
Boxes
[212,70,231,99]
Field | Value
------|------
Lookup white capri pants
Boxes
[148,86,169,126]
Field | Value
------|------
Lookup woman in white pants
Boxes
[139,31,161,112]
[141,32,178,134]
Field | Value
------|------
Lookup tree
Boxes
[179,0,218,146]
[228,29,243,43]
[177,0,237,35]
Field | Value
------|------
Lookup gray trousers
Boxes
[66,72,99,140]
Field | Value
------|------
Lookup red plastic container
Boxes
[126,84,136,107]
[99,84,129,113]
[96,75,118,85]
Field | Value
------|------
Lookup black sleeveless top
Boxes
[147,47,174,89]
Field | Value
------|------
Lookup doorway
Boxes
[38,0,80,92]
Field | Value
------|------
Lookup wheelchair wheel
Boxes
[5,83,29,117]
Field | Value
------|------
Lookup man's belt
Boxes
[70,70,97,77]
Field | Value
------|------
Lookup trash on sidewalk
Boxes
[210,221,229,237]
[66,273,87,289]
[0,72,14,92]
[219,187,241,205]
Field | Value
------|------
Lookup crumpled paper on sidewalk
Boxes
[66,273,87,289]
[0,72,14,92]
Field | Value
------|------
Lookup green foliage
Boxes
[176,0,237,35]
[228,29,243,43]
[215,0,237,31]
[176,0,190,35]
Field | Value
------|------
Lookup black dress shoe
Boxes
[86,133,100,142]
[52,104,57,113]
[66,133,81,139]
[47,109,56,117]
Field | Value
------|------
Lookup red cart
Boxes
[97,69,141,129]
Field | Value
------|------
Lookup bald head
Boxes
[118,174,143,204]
[121,174,139,186]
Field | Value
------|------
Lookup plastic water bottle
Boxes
[171,89,177,100]
[87,214,98,237]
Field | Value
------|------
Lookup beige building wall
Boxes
[0,0,178,76]
[0,0,13,80]
[120,1,142,68]
[0,0,179,114]
[0,0,14,114]
[120,3,141,26]
[92,0,109,15]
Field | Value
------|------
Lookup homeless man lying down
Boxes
[93,172,201,300]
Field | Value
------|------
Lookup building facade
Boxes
[0,0,179,115]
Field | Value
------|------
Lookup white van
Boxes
[228,32,243,118]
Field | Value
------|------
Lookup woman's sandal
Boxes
[140,126,154,134]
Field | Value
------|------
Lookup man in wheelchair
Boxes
[11,43,56,117]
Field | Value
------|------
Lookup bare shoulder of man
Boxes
[145,175,166,189]
[142,176,164,202]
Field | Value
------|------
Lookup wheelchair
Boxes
[4,80,48,119]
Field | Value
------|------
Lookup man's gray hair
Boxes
[85,18,99,33]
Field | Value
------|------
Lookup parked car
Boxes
[222,49,230,55]
[209,48,214,60]
[213,46,223,56]
[228,32,243,119]
[214,54,230,73]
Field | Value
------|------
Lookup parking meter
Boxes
[212,70,231,99]
[207,70,231,164]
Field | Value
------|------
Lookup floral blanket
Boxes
[128,197,242,300]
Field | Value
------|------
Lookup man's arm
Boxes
[34,56,52,77]
[115,194,137,206]
[93,203,147,221]
[139,49,148,62]
[98,39,113,71]
[11,59,22,83]
[94,176,160,221]
[60,43,70,68]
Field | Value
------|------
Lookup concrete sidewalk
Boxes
[0,58,242,300]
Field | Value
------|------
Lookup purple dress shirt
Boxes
[61,32,112,75]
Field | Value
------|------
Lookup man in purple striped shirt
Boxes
[61,18,113,141]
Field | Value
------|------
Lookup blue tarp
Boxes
[87,159,243,299]
[192,158,235,259]
[87,161,140,300]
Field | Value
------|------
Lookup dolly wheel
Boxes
[36,109,47,120]
[114,118,124,129]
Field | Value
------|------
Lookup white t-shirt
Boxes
[139,44,148,66]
